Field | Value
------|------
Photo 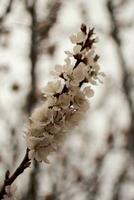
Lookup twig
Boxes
[0,148,31,200]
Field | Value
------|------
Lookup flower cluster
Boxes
[26,24,105,163]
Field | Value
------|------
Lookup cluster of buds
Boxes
[26,24,105,163]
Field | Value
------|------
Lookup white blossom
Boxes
[43,79,65,95]
[64,57,71,65]
[73,45,81,54]
[64,50,73,57]
[72,63,86,83]
[52,64,72,78]
[57,93,71,109]
[26,24,105,163]
[82,86,94,97]
[70,31,86,43]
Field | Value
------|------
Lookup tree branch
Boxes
[0,148,31,200]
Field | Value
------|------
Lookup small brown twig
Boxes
[0,148,31,200]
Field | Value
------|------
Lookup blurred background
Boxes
[0,0,134,199]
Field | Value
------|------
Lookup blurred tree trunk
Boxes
[22,1,61,199]
[106,1,134,199]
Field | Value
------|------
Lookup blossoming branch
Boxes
[0,24,105,200]
[26,23,105,163]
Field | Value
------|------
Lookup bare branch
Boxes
[0,149,31,200]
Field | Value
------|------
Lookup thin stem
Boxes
[0,149,31,200]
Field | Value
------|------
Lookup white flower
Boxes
[70,31,86,44]
[72,91,85,108]
[72,63,86,83]
[94,62,100,72]
[97,72,106,83]
[31,104,53,126]
[43,79,65,95]
[46,96,57,107]
[57,93,71,109]
[82,86,94,97]
[88,77,97,85]
[29,148,52,163]
[73,45,81,54]
[27,133,53,149]
[53,64,72,79]
[64,57,71,65]
[84,49,95,66]
[64,50,73,57]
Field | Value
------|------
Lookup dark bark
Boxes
[23,1,39,200]
[0,149,31,200]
